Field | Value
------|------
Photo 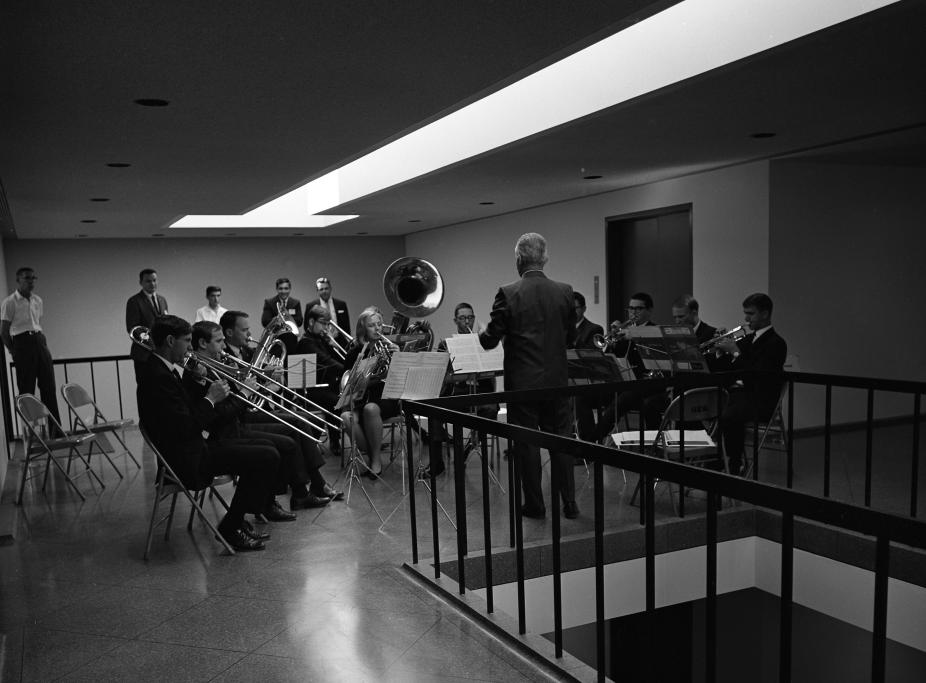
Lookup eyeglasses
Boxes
[21,275,38,281]
[628,305,646,311]
[455,315,475,321]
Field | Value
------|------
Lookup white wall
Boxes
[3,236,405,359]
[406,161,770,347]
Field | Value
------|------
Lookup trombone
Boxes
[222,349,342,428]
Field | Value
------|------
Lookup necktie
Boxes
[172,369,181,383]
[151,295,160,314]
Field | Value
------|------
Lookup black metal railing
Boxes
[402,370,926,683]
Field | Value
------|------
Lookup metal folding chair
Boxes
[139,425,235,559]
[61,382,140,477]
[15,393,101,504]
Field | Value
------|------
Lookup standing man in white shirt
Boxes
[1,267,63,426]
[194,285,228,323]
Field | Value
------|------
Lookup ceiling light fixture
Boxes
[408,219,422,223]
[750,132,777,139]
[106,162,131,168]
[90,197,110,202]
[479,201,495,205]
[583,175,603,180]
[76,234,88,238]
[151,233,165,237]
[172,0,892,231]
[80,219,96,223]
[134,98,169,107]
[356,232,368,235]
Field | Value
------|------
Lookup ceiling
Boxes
[2,0,924,241]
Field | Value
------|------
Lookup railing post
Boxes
[678,387,686,518]
[453,423,466,592]
[644,472,656,682]
[480,420,494,614]
[429,424,442,578]
[911,393,920,519]
[513,446,526,634]
[508,437,516,548]
[706,491,718,683]
[550,443,563,658]
[405,409,418,564]
[866,389,874,507]
[824,384,832,498]
[786,380,794,488]
[871,535,889,683]
[594,459,606,682]
[780,511,793,683]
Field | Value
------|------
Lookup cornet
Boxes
[592,319,634,350]
[699,325,747,352]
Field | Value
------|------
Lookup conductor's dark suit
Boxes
[137,354,276,517]
[720,327,788,473]
[479,270,577,513]
[126,290,168,377]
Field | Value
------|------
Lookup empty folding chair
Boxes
[15,393,101,505]
[61,382,140,478]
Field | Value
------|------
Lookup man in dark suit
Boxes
[715,293,788,475]
[261,277,302,354]
[125,268,168,380]
[136,315,279,551]
[304,277,350,346]
[571,291,604,350]
[479,232,579,519]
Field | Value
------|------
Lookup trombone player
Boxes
[297,305,346,455]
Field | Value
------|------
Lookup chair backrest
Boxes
[61,382,99,425]
[663,387,727,424]
[16,393,50,426]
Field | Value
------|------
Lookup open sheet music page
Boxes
[444,335,504,374]
[284,353,317,389]
[381,351,450,400]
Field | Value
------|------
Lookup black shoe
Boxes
[521,505,546,519]
[264,501,298,521]
[218,525,266,552]
[563,501,580,519]
[290,492,330,509]
[241,518,271,540]
[321,484,344,501]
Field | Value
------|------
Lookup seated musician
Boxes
[593,292,662,441]
[640,294,721,427]
[340,307,401,478]
[305,277,351,347]
[715,293,787,475]
[221,309,255,362]
[570,291,606,442]
[136,315,279,552]
[187,322,340,510]
[296,304,345,454]
[427,303,499,476]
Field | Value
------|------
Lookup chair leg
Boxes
[113,430,142,469]
[165,492,179,541]
[144,485,167,560]
[90,438,125,479]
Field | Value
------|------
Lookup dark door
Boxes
[605,204,692,326]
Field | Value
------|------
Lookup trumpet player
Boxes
[297,305,346,454]
[340,307,401,478]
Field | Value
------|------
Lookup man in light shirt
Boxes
[1,267,63,426]
[194,285,227,323]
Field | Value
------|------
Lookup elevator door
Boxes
[606,205,692,326]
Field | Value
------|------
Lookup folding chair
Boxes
[15,393,101,505]
[630,386,728,512]
[139,425,236,559]
[61,382,140,477]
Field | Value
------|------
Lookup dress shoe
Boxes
[521,505,546,519]
[241,519,271,540]
[321,484,344,501]
[563,501,580,519]
[264,501,298,521]
[218,526,265,552]
[290,492,330,510]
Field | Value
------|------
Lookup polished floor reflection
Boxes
[1,419,922,681]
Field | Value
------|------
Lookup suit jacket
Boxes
[572,318,605,350]
[295,332,344,386]
[182,369,246,441]
[126,290,168,362]
[304,297,350,337]
[261,296,303,329]
[136,354,218,489]
[479,271,576,391]
[731,327,788,412]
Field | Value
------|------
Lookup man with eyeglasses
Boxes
[2,267,63,427]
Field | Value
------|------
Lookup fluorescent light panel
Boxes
[171,0,896,230]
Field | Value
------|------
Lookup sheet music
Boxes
[284,353,317,389]
[444,335,504,374]
[382,352,450,400]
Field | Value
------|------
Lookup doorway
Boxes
[605,204,692,326]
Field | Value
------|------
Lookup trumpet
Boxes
[699,325,747,351]
[591,319,634,350]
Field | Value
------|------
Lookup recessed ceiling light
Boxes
[151,233,165,237]
[292,232,305,235]
[76,234,88,238]
[408,219,422,223]
[134,98,170,107]
[224,232,236,236]
[90,197,110,202]
[479,201,495,205]
[750,132,777,138]
[80,219,96,223]
[583,174,603,180]
[106,162,131,168]
[356,232,368,235]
